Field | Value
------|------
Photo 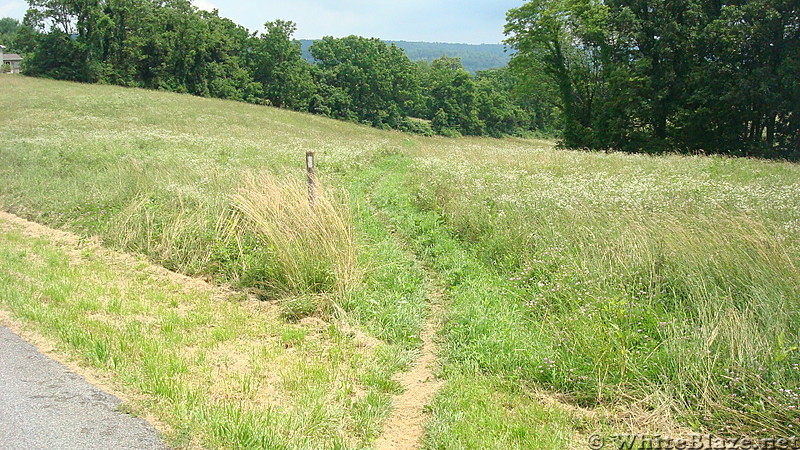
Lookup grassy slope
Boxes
[2,76,800,447]
[0,214,391,448]
[402,147,800,439]
[0,76,430,448]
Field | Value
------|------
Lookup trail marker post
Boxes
[306,151,317,206]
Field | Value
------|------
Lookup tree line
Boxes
[3,0,554,138]
[4,0,797,157]
[506,0,799,158]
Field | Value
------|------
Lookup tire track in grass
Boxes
[359,156,694,448]
[355,160,447,449]
[373,282,444,449]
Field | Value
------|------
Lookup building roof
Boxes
[2,54,22,61]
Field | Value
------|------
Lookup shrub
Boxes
[399,117,435,136]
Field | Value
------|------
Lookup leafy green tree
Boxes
[431,108,454,135]
[310,36,417,127]
[131,2,256,100]
[421,57,483,135]
[613,1,693,143]
[0,17,20,50]
[15,0,563,141]
[23,0,101,80]
[505,0,610,147]
[248,20,315,109]
[475,69,529,137]
[91,0,152,85]
[9,22,38,57]
[507,0,799,156]
[684,0,799,156]
[23,31,92,80]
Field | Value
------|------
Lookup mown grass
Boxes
[0,221,393,448]
[2,75,799,446]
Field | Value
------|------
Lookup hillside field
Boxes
[1,76,799,448]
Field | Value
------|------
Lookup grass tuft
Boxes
[229,172,358,298]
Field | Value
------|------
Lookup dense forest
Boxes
[2,0,798,157]
[506,0,799,157]
[300,40,511,74]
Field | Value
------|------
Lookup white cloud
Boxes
[0,2,26,19]
[193,0,218,12]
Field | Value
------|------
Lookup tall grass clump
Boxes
[228,172,357,298]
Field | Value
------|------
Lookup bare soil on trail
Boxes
[373,288,444,450]
[0,212,692,448]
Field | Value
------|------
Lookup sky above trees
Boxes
[0,0,522,44]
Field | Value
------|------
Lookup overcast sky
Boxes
[0,0,523,44]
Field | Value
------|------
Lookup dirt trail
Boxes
[361,173,449,450]
[373,286,444,450]
[3,203,448,448]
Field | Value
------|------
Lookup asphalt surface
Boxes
[0,327,167,450]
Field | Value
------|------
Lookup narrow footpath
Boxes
[373,284,444,449]
[0,326,165,450]
[356,158,451,449]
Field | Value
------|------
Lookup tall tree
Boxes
[310,36,417,128]
[248,20,315,109]
[507,0,799,156]
[505,0,610,148]
[0,17,20,49]
[421,57,483,135]
[22,0,97,80]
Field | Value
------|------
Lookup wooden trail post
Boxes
[306,151,317,206]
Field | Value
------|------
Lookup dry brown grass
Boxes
[229,172,358,298]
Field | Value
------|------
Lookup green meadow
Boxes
[1,76,799,448]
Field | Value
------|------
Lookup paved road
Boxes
[0,327,166,450]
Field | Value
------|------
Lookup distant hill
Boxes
[299,39,512,73]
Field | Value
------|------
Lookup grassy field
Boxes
[0,212,402,448]
[1,75,799,448]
